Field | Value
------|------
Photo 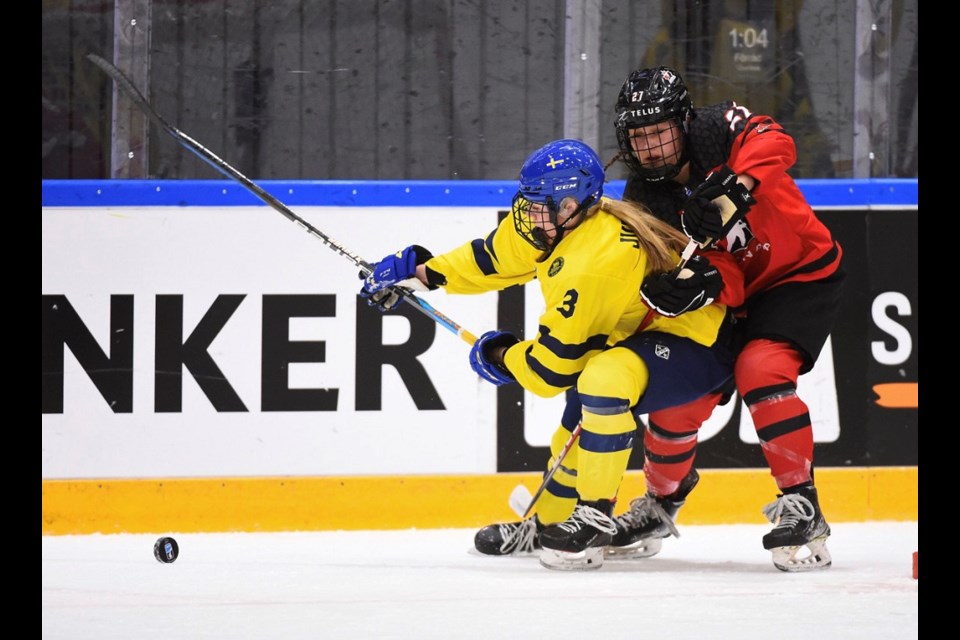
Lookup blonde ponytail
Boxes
[590,198,689,273]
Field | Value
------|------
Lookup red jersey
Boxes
[623,102,842,309]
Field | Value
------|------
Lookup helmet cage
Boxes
[511,192,595,253]
[614,66,693,182]
[615,115,688,182]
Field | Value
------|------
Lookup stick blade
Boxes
[508,484,534,519]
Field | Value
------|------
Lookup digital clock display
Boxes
[729,27,770,49]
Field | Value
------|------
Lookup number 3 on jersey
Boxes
[557,289,578,318]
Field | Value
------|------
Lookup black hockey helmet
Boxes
[615,66,693,182]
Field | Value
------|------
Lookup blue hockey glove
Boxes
[469,330,519,386]
[359,245,433,311]
[640,254,723,317]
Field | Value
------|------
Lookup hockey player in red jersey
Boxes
[606,66,846,572]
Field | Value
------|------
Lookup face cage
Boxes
[511,193,558,252]
[616,117,687,183]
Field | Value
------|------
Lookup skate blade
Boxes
[539,547,605,571]
[603,537,664,560]
[770,537,832,572]
[467,547,539,558]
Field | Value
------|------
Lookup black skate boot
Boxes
[538,499,617,571]
[605,468,699,560]
[762,484,832,572]
[474,516,542,556]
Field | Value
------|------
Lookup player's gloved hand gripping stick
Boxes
[87,53,477,346]
[641,165,754,317]
[675,164,755,273]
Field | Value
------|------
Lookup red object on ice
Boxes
[912,551,918,580]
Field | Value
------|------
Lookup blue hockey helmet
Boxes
[512,139,605,251]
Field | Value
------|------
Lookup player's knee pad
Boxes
[577,347,648,407]
[736,339,804,397]
[647,392,721,439]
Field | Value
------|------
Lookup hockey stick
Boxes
[508,422,582,518]
[674,193,741,274]
[86,53,478,345]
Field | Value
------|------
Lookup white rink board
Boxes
[43,204,842,480]
[42,206,502,478]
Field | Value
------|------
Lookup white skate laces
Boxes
[603,495,680,561]
[496,518,539,554]
[762,493,832,572]
[762,493,815,529]
[557,504,618,535]
[617,495,681,538]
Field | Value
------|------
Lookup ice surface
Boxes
[42,522,918,640]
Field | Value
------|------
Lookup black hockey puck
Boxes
[154,536,179,563]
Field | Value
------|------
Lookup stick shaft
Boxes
[522,423,582,518]
[88,53,476,346]
[674,193,741,273]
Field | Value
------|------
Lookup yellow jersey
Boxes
[426,202,727,398]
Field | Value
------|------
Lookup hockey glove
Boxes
[681,165,756,246]
[359,245,433,311]
[640,254,723,317]
[469,330,519,386]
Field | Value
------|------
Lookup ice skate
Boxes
[605,469,699,559]
[538,500,617,570]
[474,516,542,556]
[762,485,832,572]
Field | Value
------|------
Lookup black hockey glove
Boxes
[640,254,723,317]
[681,165,756,245]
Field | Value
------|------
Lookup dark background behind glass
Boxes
[42,0,918,181]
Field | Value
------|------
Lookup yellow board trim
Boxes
[42,467,918,536]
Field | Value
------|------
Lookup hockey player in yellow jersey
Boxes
[360,139,733,570]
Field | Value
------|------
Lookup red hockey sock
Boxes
[737,339,813,489]
[644,392,721,496]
